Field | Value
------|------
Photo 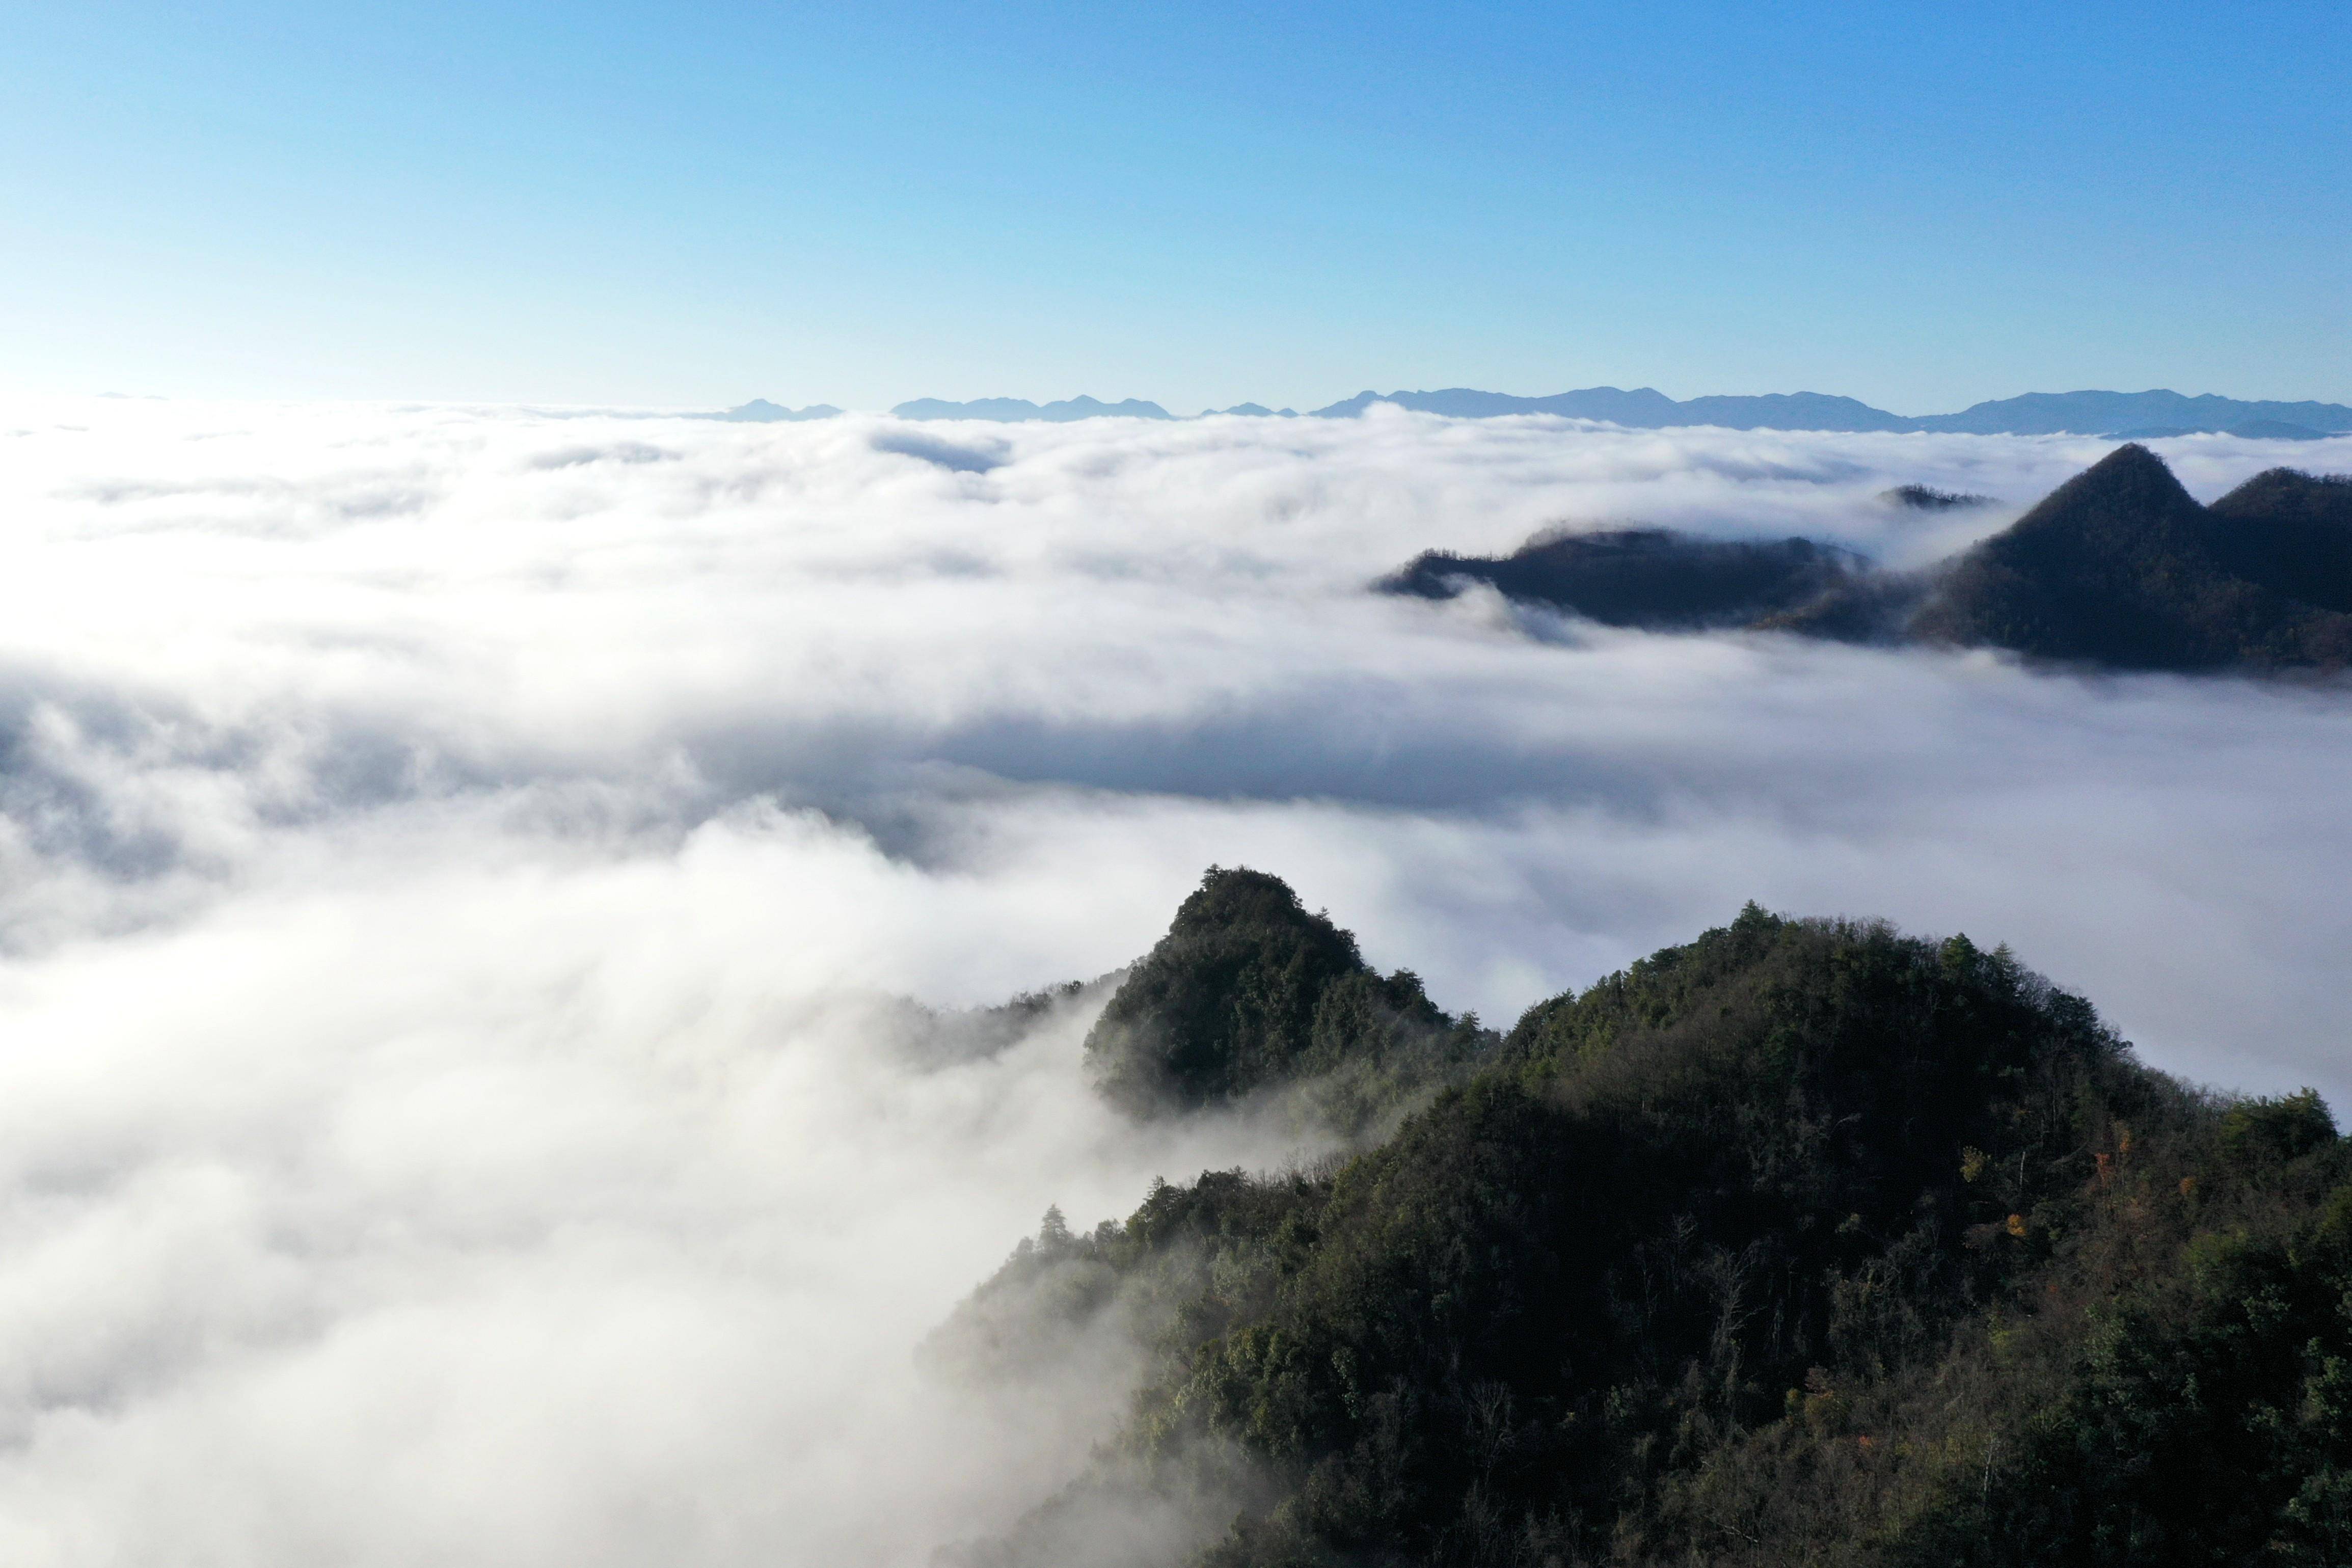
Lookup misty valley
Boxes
[0,403,2348,1566]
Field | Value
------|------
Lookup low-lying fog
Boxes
[0,398,2345,1565]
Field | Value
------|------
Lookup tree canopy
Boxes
[1083,867,1486,1119]
[942,874,2352,1567]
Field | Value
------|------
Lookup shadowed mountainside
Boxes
[1385,446,2352,674]
[2204,466,2352,614]
[937,870,2352,1568]
[1382,530,1869,630]
[1906,446,2352,669]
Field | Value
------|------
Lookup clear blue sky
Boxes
[3,1,2344,412]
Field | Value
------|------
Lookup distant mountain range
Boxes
[886,394,1178,422]
[1384,445,2352,673]
[716,388,2352,437]
[1297,387,2352,436]
[709,398,841,422]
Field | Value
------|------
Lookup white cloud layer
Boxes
[0,398,2346,1563]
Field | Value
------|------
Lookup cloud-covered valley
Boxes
[0,397,2347,1564]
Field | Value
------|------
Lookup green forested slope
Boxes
[940,876,2352,1567]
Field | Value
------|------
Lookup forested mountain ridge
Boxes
[1907,445,2352,668]
[1388,446,2352,673]
[936,872,2352,1567]
[1380,530,1868,631]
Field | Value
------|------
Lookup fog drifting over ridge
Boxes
[0,398,2348,1565]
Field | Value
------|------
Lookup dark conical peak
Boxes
[1995,442,2204,546]
[2094,441,2167,471]
[2079,439,2182,494]
[1995,443,2201,550]
[1910,444,2209,665]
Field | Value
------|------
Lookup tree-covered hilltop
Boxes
[940,874,2352,1567]
[1082,867,1493,1123]
[1383,447,2352,674]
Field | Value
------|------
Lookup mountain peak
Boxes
[2090,440,2171,471]
[1080,867,1480,1118]
[2013,442,2201,530]
[1908,443,2351,668]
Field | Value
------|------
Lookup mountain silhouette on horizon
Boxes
[720,387,2352,435]
[1311,386,1920,430]
[1310,386,2352,436]
[887,394,1174,422]
[709,398,841,422]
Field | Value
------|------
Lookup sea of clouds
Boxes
[0,397,2346,1564]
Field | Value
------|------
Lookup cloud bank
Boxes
[0,397,2347,1563]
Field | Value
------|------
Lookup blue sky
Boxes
[3,1,2344,411]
